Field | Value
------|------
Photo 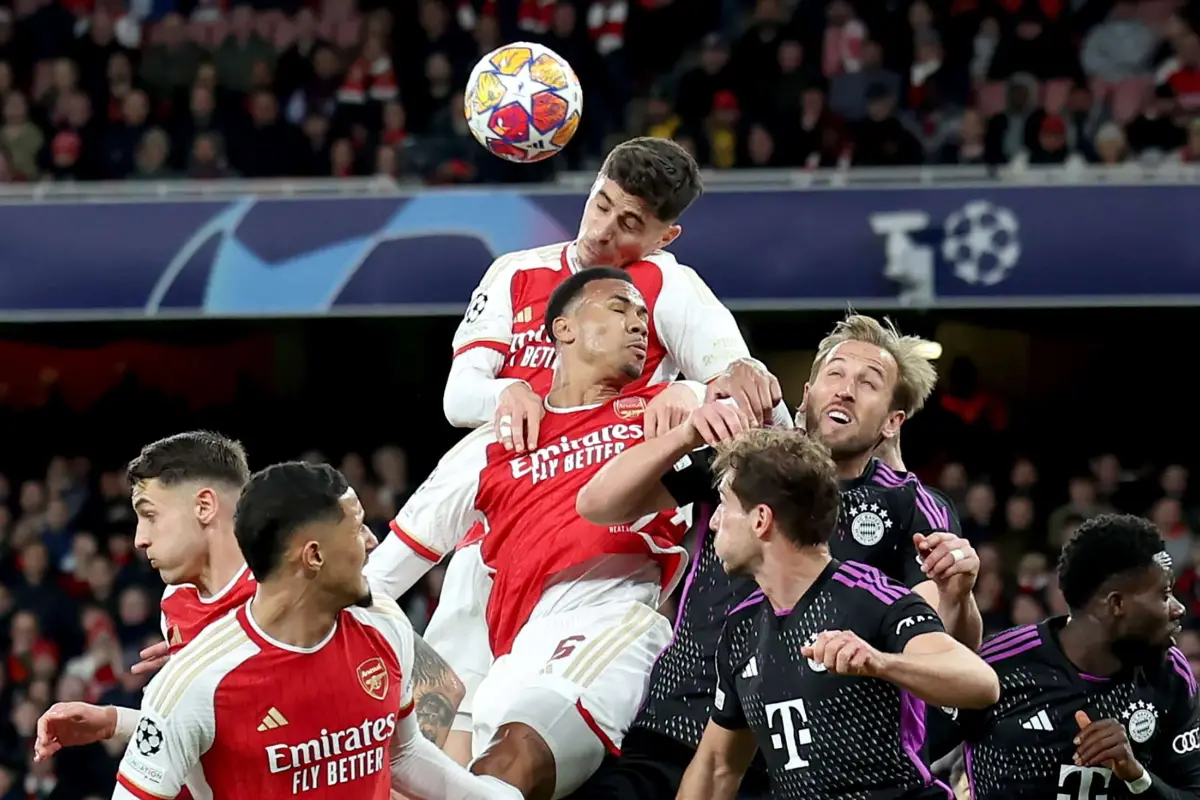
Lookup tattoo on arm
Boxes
[410,634,466,748]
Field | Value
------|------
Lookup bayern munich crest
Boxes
[1122,699,1158,743]
[803,631,827,673]
[847,502,892,547]
[613,396,647,420]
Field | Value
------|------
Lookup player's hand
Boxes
[679,401,751,448]
[644,383,702,440]
[801,630,887,677]
[131,639,171,674]
[1074,711,1143,782]
[35,702,117,761]
[495,382,544,454]
[915,532,979,598]
[706,359,782,428]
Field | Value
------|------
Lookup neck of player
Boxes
[1058,614,1122,677]
[249,582,340,649]
[834,449,875,481]
[756,542,832,613]
[198,521,245,599]
[546,359,627,408]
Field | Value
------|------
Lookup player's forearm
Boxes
[364,536,441,600]
[879,644,999,709]
[576,425,694,524]
[389,715,522,799]
[675,754,743,800]
[927,585,984,652]
[1127,767,1200,799]
[442,349,518,428]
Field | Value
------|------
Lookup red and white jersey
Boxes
[395,382,699,658]
[446,241,750,427]
[159,565,257,654]
[113,597,415,800]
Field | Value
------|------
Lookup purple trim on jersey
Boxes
[1169,646,1198,697]
[727,588,766,616]
[978,625,1037,657]
[982,628,1043,664]
[963,742,978,800]
[899,692,954,799]
[874,462,951,531]
[1079,672,1110,683]
[832,561,907,606]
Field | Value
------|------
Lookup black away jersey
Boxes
[714,558,950,799]
[951,617,1200,800]
[632,452,959,751]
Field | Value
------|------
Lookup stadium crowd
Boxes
[0,0,1199,184]
[0,358,1194,797]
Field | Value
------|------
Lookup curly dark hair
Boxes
[1057,513,1168,609]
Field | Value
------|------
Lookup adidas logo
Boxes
[257,707,290,732]
[1021,710,1053,731]
[741,657,759,679]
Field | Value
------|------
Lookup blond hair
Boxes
[809,314,938,417]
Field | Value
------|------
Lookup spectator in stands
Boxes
[984,71,1039,164]
[140,13,203,106]
[830,39,901,122]
[1,92,42,180]
[214,4,275,94]
[675,32,734,129]
[851,81,923,166]
[1126,84,1186,157]
[1081,0,1157,84]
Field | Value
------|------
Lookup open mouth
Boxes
[825,408,853,425]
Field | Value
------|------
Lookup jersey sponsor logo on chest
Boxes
[507,324,557,371]
[265,712,396,794]
[511,423,644,485]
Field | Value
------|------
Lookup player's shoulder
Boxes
[978,623,1054,672]
[724,587,769,626]
[830,559,916,607]
[346,594,415,654]
[144,607,259,719]
[1160,645,1199,703]
[493,242,570,277]
[637,248,685,273]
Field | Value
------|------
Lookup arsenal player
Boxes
[35,433,464,769]
[369,137,781,764]
[109,462,518,800]
[391,267,741,799]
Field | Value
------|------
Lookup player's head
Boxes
[1058,514,1184,666]
[235,462,374,609]
[576,137,702,268]
[546,267,648,383]
[710,429,841,575]
[126,431,250,585]
[800,314,937,462]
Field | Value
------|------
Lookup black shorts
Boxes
[565,728,769,800]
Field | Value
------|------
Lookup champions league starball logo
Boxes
[135,718,163,756]
[871,199,1023,306]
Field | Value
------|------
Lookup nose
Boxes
[133,525,150,550]
[710,505,723,532]
[363,527,379,554]
[1171,596,1186,619]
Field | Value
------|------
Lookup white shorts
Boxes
[422,543,494,733]
[470,599,672,799]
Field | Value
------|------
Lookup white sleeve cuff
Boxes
[113,706,141,739]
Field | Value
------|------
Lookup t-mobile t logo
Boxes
[764,699,812,770]
[1057,763,1113,800]
[870,212,935,308]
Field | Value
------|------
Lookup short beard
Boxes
[1111,635,1169,671]
[804,407,877,463]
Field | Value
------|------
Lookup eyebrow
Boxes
[609,294,648,315]
[133,497,153,511]
[597,189,645,227]
[826,356,886,381]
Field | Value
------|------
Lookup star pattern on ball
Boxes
[491,62,539,116]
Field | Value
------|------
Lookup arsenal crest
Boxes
[613,396,647,420]
[357,657,389,701]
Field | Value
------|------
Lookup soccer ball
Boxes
[464,42,583,163]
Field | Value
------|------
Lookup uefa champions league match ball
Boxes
[464,42,583,163]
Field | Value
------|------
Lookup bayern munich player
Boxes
[368,137,781,762]
[34,432,465,767]
[108,461,517,800]
[392,268,737,799]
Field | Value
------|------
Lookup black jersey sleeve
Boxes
[899,484,963,588]
[711,624,749,731]
[875,589,947,654]
[1145,652,1200,797]
[660,446,717,507]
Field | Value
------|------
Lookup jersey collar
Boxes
[839,457,882,491]
[771,558,840,625]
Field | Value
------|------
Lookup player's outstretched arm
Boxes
[388,709,523,799]
[576,400,750,525]
[410,633,466,748]
[675,720,759,800]
[444,259,522,429]
[873,632,999,709]
[34,702,142,760]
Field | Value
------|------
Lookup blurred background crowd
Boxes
[2,0,1200,184]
